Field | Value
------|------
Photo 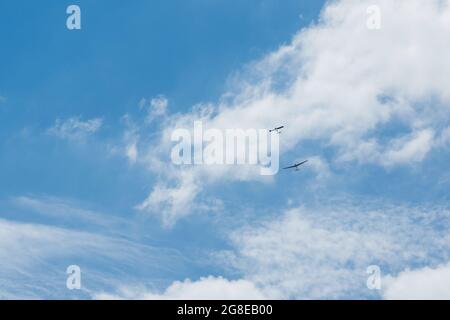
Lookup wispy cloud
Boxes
[219,201,450,299]
[12,196,130,235]
[136,170,202,228]
[0,215,191,299]
[47,117,102,140]
[139,95,168,122]
[94,198,450,300]
[0,194,204,299]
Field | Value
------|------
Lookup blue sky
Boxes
[0,0,321,208]
[1,0,450,299]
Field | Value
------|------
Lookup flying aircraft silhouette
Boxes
[269,126,284,133]
[283,160,308,171]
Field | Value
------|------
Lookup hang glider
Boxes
[283,160,308,171]
[269,126,284,133]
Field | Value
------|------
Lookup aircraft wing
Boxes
[298,160,308,166]
[283,160,308,170]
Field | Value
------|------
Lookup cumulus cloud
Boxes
[383,263,450,300]
[95,276,266,300]
[47,116,102,140]
[135,0,450,225]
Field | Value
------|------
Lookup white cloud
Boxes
[150,96,168,116]
[47,116,102,140]
[12,195,130,233]
[103,200,450,300]
[186,0,450,165]
[0,196,191,299]
[121,114,140,163]
[95,276,266,300]
[126,142,138,164]
[383,263,450,300]
[139,95,168,121]
[0,219,108,298]
[221,202,450,299]
[107,114,141,164]
[438,126,450,147]
[383,129,435,165]
[136,0,450,225]
[339,128,436,166]
[136,170,201,227]
[305,155,332,184]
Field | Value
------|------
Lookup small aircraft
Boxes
[283,160,308,171]
[269,126,284,133]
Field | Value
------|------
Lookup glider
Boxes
[283,160,308,171]
[269,126,284,133]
